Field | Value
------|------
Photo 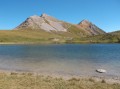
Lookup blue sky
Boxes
[0,0,120,32]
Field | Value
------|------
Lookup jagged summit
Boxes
[41,13,59,22]
[15,13,67,32]
[29,15,40,18]
[77,19,105,35]
[79,19,91,25]
[41,13,49,17]
[14,13,105,36]
[28,15,44,23]
[78,19,94,29]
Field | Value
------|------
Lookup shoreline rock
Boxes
[96,69,107,73]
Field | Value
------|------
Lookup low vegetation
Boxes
[0,30,120,44]
[79,34,120,43]
[0,30,61,44]
[0,72,120,89]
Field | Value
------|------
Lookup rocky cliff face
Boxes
[15,14,105,36]
[15,14,68,32]
[77,20,105,35]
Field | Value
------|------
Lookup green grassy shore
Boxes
[0,72,120,89]
[0,30,120,44]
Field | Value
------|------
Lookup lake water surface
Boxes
[0,44,120,77]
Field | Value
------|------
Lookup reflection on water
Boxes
[0,44,120,76]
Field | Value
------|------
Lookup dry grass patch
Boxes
[0,72,120,89]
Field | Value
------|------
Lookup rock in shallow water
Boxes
[96,69,107,73]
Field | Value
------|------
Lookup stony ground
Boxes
[0,72,120,89]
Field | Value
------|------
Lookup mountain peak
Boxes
[79,19,91,25]
[41,13,49,17]
[15,13,67,32]
[15,14,105,35]
[41,13,59,22]
[29,15,40,19]
[77,19,105,35]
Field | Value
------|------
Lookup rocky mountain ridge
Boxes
[77,20,105,35]
[15,13,105,36]
[15,14,68,32]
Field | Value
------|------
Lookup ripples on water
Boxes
[0,44,120,77]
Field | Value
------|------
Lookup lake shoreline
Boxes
[1,71,120,89]
[0,42,119,45]
[0,44,120,86]
[0,69,120,84]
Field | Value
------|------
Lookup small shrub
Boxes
[10,72,18,75]
[101,79,106,83]
[89,78,95,82]
[68,77,80,82]
[27,73,33,76]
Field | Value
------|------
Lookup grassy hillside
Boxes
[0,27,91,44]
[79,33,120,43]
[0,29,120,44]
[0,30,61,44]
[0,72,120,89]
